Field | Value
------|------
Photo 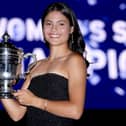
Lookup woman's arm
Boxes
[38,55,87,119]
[15,54,87,120]
[0,75,31,121]
[1,98,26,121]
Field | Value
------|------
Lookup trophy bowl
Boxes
[0,32,37,98]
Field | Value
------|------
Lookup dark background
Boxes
[0,0,126,125]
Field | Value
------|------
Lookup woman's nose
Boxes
[51,25,57,31]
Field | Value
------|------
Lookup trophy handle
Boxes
[22,53,37,78]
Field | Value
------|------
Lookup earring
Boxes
[71,34,74,44]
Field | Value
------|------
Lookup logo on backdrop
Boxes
[0,17,126,97]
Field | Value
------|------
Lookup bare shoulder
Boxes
[27,58,47,77]
[66,53,87,76]
[35,58,47,64]
[67,53,86,68]
[29,58,47,70]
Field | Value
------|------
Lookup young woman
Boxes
[1,2,89,126]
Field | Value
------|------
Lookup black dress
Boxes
[26,73,76,126]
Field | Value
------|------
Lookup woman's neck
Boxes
[48,49,72,60]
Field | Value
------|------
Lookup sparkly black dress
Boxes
[26,73,75,126]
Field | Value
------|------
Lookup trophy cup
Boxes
[0,32,37,98]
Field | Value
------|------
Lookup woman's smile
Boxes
[49,33,60,38]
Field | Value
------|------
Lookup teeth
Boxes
[50,35,59,37]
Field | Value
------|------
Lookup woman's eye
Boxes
[59,23,65,26]
[45,22,51,26]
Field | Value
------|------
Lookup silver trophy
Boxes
[0,32,37,98]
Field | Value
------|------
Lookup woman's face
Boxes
[43,11,73,46]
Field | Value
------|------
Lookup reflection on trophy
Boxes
[0,32,37,98]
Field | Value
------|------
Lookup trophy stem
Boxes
[0,80,15,99]
[0,92,14,99]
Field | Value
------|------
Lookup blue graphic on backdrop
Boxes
[0,0,126,109]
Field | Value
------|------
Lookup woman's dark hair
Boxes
[41,2,89,68]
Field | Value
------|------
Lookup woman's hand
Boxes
[13,89,37,106]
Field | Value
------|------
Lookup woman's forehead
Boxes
[44,11,70,23]
[45,11,67,19]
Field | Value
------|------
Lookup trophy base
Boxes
[0,92,14,99]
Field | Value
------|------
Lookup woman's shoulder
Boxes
[35,58,48,65]
[67,52,84,62]
[66,52,86,68]
[28,58,47,71]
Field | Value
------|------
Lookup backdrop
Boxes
[0,0,126,109]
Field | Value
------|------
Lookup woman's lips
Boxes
[49,34,60,38]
